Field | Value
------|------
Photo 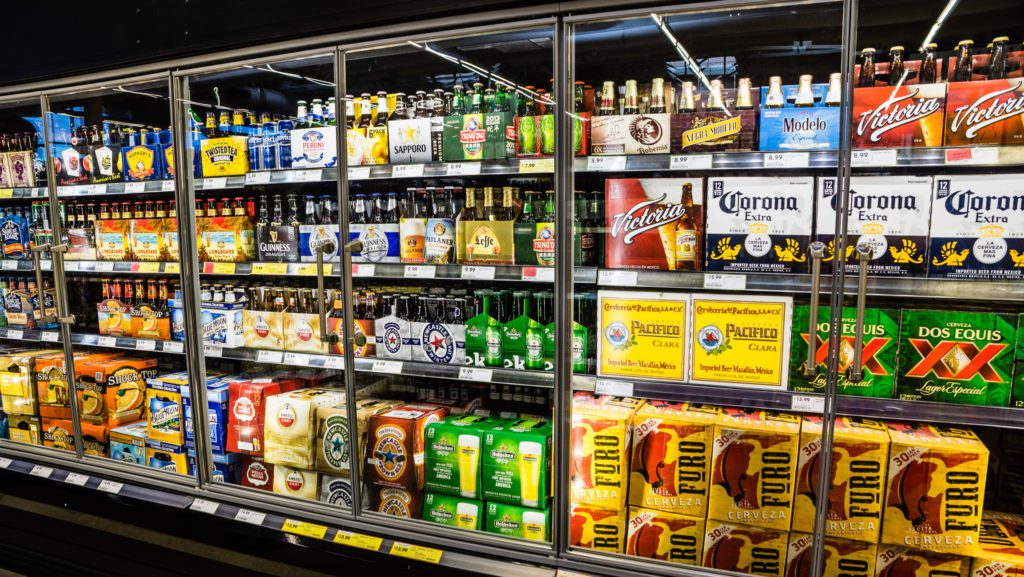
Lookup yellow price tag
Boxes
[210,262,236,275]
[0,189,13,199]
[136,262,161,273]
[390,542,443,564]
[296,263,332,276]
[165,263,180,274]
[519,158,554,173]
[281,519,327,540]
[252,262,288,275]
[333,531,383,551]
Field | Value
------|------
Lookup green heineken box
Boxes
[1013,313,1024,407]
[543,321,556,372]
[465,309,503,368]
[896,309,1016,406]
[485,502,550,541]
[789,306,899,397]
[502,309,547,372]
[442,112,514,161]
[424,415,498,499]
[422,493,484,530]
[482,419,551,507]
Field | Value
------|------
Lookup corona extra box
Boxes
[883,423,988,555]
[77,357,157,427]
[973,512,1024,577]
[485,502,551,541]
[945,79,1024,147]
[874,545,971,577]
[367,485,423,518]
[199,135,249,176]
[928,174,1024,280]
[571,393,643,510]
[604,178,705,271]
[424,414,498,499]
[705,177,815,274]
[853,84,947,148]
[790,306,899,397]
[709,408,800,531]
[817,176,934,277]
[896,310,1015,406]
[364,403,449,490]
[703,519,789,577]
[785,533,876,577]
[793,416,890,542]
[263,388,346,470]
[272,464,319,500]
[626,507,705,566]
[422,493,483,530]
[597,290,689,381]
[629,401,718,518]
[570,505,626,553]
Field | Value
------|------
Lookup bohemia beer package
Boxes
[703,519,789,577]
[597,291,690,382]
[570,505,627,553]
[852,84,947,148]
[705,177,815,274]
[973,512,1024,577]
[591,113,672,155]
[604,178,705,271]
[945,78,1024,147]
[785,533,877,577]
[928,174,1024,281]
[792,416,890,542]
[364,404,449,491]
[629,401,718,518]
[896,309,1015,406]
[571,393,642,511]
[817,176,934,277]
[874,545,971,577]
[883,423,988,556]
[626,507,706,566]
[708,408,800,532]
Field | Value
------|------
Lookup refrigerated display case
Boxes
[0,2,1020,577]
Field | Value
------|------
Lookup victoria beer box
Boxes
[817,176,934,276]
[590,113,672,155]
[570,393,642,511]
[974,512,1024,577]
[672,87,759,152]
[702,519,789,577]
[604,178,705,271]
[928,174,1024,280]
[570,505,627,554]
[852,84,947,148]
[758,83,840,151]
[626,507,705,566]
[364,404,449,491]
[945,79,1024,147]
[705,177,815,274]
[873,545,971,577]
[785,533,877,577]
[896,309,1015,407]
[883,423,988,556]
[792,416,890,543]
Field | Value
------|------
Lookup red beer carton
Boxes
[226,378,304,455]
[945,79,1024,147]
[604,178,705,271]
[364,403,449,490]
[239,455,274,491]
[853,84,947,148]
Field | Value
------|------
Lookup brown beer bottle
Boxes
[858,48,877,87]
[988,37,1010,80]
[888,46,906,85]
[920,43,939,83]
[673,183,700,271]
[952,40,975,82]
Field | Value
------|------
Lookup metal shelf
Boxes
[63,260,181,274]
[348,158,553,180]
[352,262,594,283]
[353,357,555,388]
[57,180,176,197]
[0,186,47,199]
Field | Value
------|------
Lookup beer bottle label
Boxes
[517,117,538,155]
[399,218,426,263]
[532,223,556,266]
[424,218,456,264]
[459,114,486,160]
[674,227,698,262]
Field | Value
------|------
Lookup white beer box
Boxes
[817,176,933,277]
[705,176,815,274]
[387,118,435,164]
[289,127,337,168]
[928,174,1024,280]
[319,474,353,509]
[409,321,466,365]
[374,314,412,361]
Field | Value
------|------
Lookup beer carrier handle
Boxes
[804,241,826,378]
[847,242,872,382]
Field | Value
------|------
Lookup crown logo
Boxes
[860,222,885,235]
[748,222,770,234]
[979,225,1004,238]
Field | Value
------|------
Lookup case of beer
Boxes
[263,388,346,470]
[198,136,249,177]
[974,512,1024,577]
[671,79,759,153]
[364,403,450,491]
[76,357,156,427]
[702,519,789,577]
[873,545,971,577]
[570,505,627,553]
[852,83,946,148]
[785,533,877,577]
[758,75,842,152]
[705,177,815,274]
[571,393,642,511]
[367,485,423,518]
[596,291,690,382]
[272,464,319,500]
[226,378,303,455]
[604,178,704,271]
[626,507,705,566]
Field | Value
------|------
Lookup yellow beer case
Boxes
[874,545,971,577]
[974,512,1024,577]
[571,392,643,510]
[703,519,789,577]
[786,533,877,577]
[570,505,627,554]
[597,290,690,382]
[626,506,705,566]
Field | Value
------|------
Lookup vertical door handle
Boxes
[804,241,826,378]
[316,245,329,342]
[31,244,56,325]
[847,242,872,382]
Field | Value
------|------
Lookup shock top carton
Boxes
[708,408,801,532]
[77,357,157,427]
[705,176,815,274]
[793,416,890,543]
[702,519,789,577]
[571,393,643,511]
[883,423,989,556]
[626,507,705,566]
[629,401,718,518]
[873,545,971,577]
[570,505,626,554]
[482,418,552,507]
[785,533,877,577]
[897,310,1015,407]
[35,351,120,420]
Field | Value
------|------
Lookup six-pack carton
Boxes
[703,519,789,577]
[77,357,157,427]
[364,403,450,490]
[874,545,971,577]
[0,349,62,417]
[263,388,346,469]
[570,505,627,553]
[226,378,304,455]
[482,418,552,507]
[626,506,705,566]
[422,492,483,531]
[272,464,319,500]
[367,485,422,518]
[571,393,643,510]
[785,533,877,577]
[974,512,1024,577]
[424,414,497,499]
[485,502,551,541]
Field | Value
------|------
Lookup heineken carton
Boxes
[703,519,789,577]
[790,306,899,397]
[897,310,1015,406]
[485,502,550,541]
[570,505,626,553]
[465,293,503,368]
[785,533,877,577]
[482,419,552,507]
[422,493,483,530]
[424,414,498,499]
[626,507,705,566]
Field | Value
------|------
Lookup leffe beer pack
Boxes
[604,178,705,271]
[896,310,1015,407]
[570,505,626,553]
[571,393,642,511]
[702,519,789,577]
[597,291,689,382]
[705,177,815,274]
[974,512,1024,577]
[817,176,934,276]
[883,423,988,556]
[928,174,1024,280]
[873,545,971,577]
[785,533,877,577]
[945,79,1024,147]
[789,305,900,397]
[793,416,890,543]
[852,84,947,148]
[625,507,705,566]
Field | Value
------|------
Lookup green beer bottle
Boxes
[484,292,503,367]
[540,114,555,155]
[525,295,544,370]
[517,90,537,155]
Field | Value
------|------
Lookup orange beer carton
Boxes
[883,423,989,556]
[629,401,718,518]
[76,357,157,427]
[364,403,450,490]
[626,506,705,566]
[570,505,627,554]
[42,418,108,456]
[785,533,877,577]
[793,416,890,542]
[703,519,789,577]
[874,545,970,577]
[709,408,801,531]
[972,512,1024,577]
[571,392,643,510]
[36,351,120,419]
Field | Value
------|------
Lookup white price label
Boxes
[203,344,223,358]
[283,352,310,366]
[124,181,146,193]
[98,336,117,347]
[670,154,714,170]
[41,260,52,271]
[201,177,227,189]
[446,162,481,176]
[404,265,435,279]
[703,273,747,290]
[352,263,375,277]
[135,339,157,351]
[521,267,555,282]
[347,166,371,180]
[791,394,825,413]
[87,184,106,195]
[595,379,634,398]
[163,341,184,353]
[945,147,999,165]
[64,472,89,486]
[371,360,403,374]
[41,332,60,342]
[292,169,322,182]
[29,465,53,478]
[0,457,10,469]
[190,498,220,514]
[95,261,114,272]
[256,350,284,364]
[1,260,17,270]
[458,367,493,382]
[461,265,495,280]
[586,155,627,171]
[597,270,638,286]
[851,149,898,167]
[161,180,176,191]
[324,356,344,370]
[97,479,123,494]
[6,330,23,340]
[392,164,424,178]
[64,261,80,271]
[764,152,810,168]
[235,508,266,525]
[244,171,272,185]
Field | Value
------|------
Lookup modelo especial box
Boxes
[759,82,839,151]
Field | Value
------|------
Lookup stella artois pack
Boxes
[703,519,789,577]
[928,174,1024,280]
[789,306,900,397]
[629,401,718,518]
[974,512,1024,577]
[817,176,934,276]
[853,84,947,148]
[571,393,642,511]
[897,310,1015,406]
[597,290,689,382]
[709,408,800,532]
[786,533,877,577]
[604,178,705,271]
[874,545,971,577]
[945,79,1024,147]
[690,294,793,390]
[570,505,626,554]
[626,506,705,566]
[793,416,890,543]
[883,423,989,556]
[705,177,815,274]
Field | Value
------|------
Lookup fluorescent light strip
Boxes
[650,13,729,116]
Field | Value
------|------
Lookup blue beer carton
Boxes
[188,449,241,484]
[110,421,148,465]
[758,83,840,151]
[182,381,230,454]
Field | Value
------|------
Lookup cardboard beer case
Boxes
[96,219,132,261]
[591,113,672,155]
[182,381,230,454]
[457,219,515,265]
[364,403,450,490]
[443,112,514,161]
[422,493,484,530]
[570,505,627,554]
[596,290,690,382]
[973,512,1024,577]
[7,414,41,445]
[122,141,162,181]
[367,485,423,518]
[672,87,758,153]
[409,318,465,366]
[626,507,705,566]
[1015,314,1024,408]
[759,83,840,151]
[263,388,346,470]
[272,464,319,500]
[146,439,187,474]
[36,351,120,420]
[199,135,249,176]
[485,502,551,541]
[853,84,947,148]
[239,456,274,491]
[387,118,437,164]
[481,418,552,507]
[289,126,337,168]
[424,414,498,499]
[109,421,148,465]
[873,545,971,577]
[604,178,705,271]
[0,348,63,417]
[197,215,255,263]
[318,474,353,509]
[570,393,643,510]
[187,450,241,484]
[76,357,157,427]
[314,398,401,476]
[945,79,1024,147]
[785,533,877,577]
[702,519,789,577]
[226,377,304,456]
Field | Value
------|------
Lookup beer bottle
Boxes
[123,278,134,307]
[233,196,246,217]
[344,95,355,129]
[395,295,410,321]
[168,200,177,219]
[373,92,389,127]
[99,202,110,220]
[517,90,537,155]
[295,100,308,128]
[524,294,544,370]
[920,43,939,84]
[765,77,785,108]
[706,79,726,110]
[623,80,639,114]
[679,81,697,112]
[325,97,337,126]
[307,99,324,127]
[483,293,502,367]
[600,81,616,115]
[218,199,231,218]
[988,37,1010,80]
[649,78,666,113]
[205,112,218,137]
[469,87,483,114]
[888,46,906,85]
[389,92,407,121]
[357,94,372,128]
[461,187,478,221]
[146,279,158,308]
[232,109,245,129]
[143,201,154,219]
[858,48,877,87]
[157,280,170,314]
[794,75,815,107]
[674,183,700,270]
[415,90,430,118]
[574,81,586,113]
[304,195,317,225]
[501,187,515,222]
[735,78,754,110]
[352,192,368,225]
[413,296,427,323]
[825,73,842,106]
[155,201,167,219]
[255,198,270,256]
[952,40,975,82]
[218,110,231,135]
[110,202,121,220]
[369,193,385,224]
[452,85,466,115]
[481,187,496,221]
[433,89,446,117]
